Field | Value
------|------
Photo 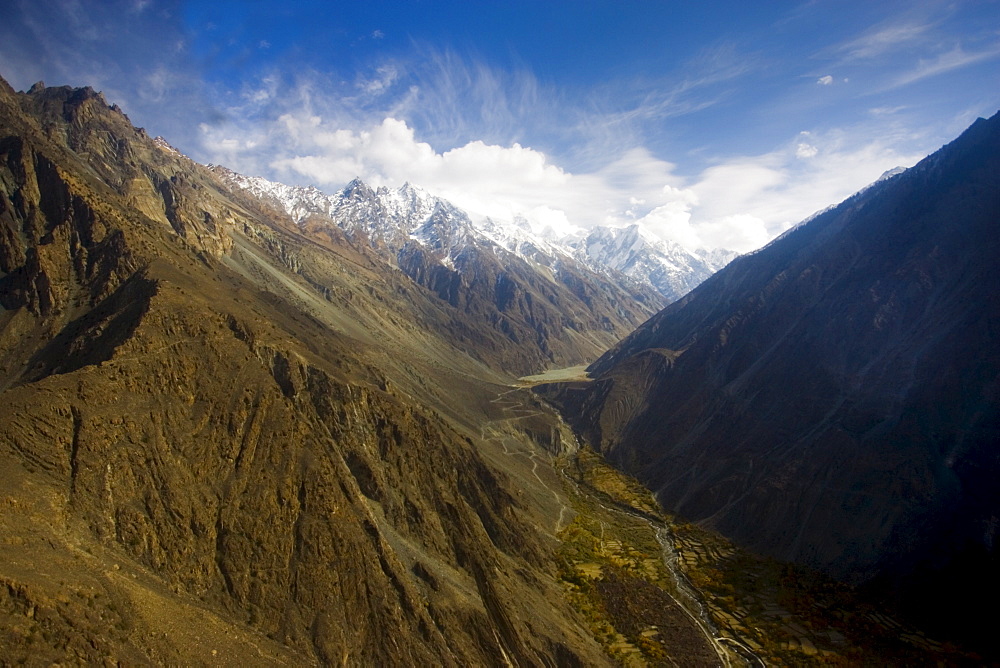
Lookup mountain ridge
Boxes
[213,166,736,304]
[0,76,618,664]
[540,109,1000,650]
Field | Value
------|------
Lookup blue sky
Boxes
[1,0,998,251]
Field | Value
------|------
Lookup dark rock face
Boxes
[543,112,1000,635]
[396,238,661,375]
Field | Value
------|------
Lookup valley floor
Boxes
[502,367,985,667]
[516,365,593,385]
[0,360,981,666]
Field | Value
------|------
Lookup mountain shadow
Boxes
[539,111,1000,653]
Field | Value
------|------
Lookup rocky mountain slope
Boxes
[0,77,629,665]
[540,111,1000,650]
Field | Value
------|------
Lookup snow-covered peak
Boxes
[378,182,444,231]
[212,166,335,222]
[511,215,533,232]
[574,224,735,301]
[582,224,692,271]
[696,246,740,270]
[215,167,736,300]
[341,177,375,198]
[877,166,907,182]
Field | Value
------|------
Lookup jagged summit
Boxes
[573,223,737,300]
[342,176,373,196]
[214,168,737,302]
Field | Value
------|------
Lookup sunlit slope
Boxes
[0,77,616,665]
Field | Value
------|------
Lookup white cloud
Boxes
[869,105,907,116]
[265,115,570,227]
[639,199,703,251]
[215,107,929,254]
[796,143,818,158]
[526,205,577,238]
[700,214,771,252]
[140,67,177,103]
[358,65,399,95]
[665,129,926,251]
[817,75,834,85]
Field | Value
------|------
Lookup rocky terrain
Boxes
[540,111,1000,654]
[0,76,619,665]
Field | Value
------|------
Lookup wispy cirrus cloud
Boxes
[810,6,1000,104]
[890,43,1000,88]
[396,47,547,151]
[357,64,400,96]
[837,22,933,61]
[569,41,758,169]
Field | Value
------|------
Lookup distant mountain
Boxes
[572,223,737,301]
[540,111,1000,648]
[215,167,734,305]
[213,167,668,374]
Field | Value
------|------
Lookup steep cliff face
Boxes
[542,112,1000,640]
[0,78,611,665]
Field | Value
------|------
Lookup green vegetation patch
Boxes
[556,447,981,666]
[555,450,718,666]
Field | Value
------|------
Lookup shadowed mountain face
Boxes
[541,112,1000,636]
[0,78,624,665]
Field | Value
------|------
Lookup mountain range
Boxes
[213,165,736,306]
[1,73,995,665]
